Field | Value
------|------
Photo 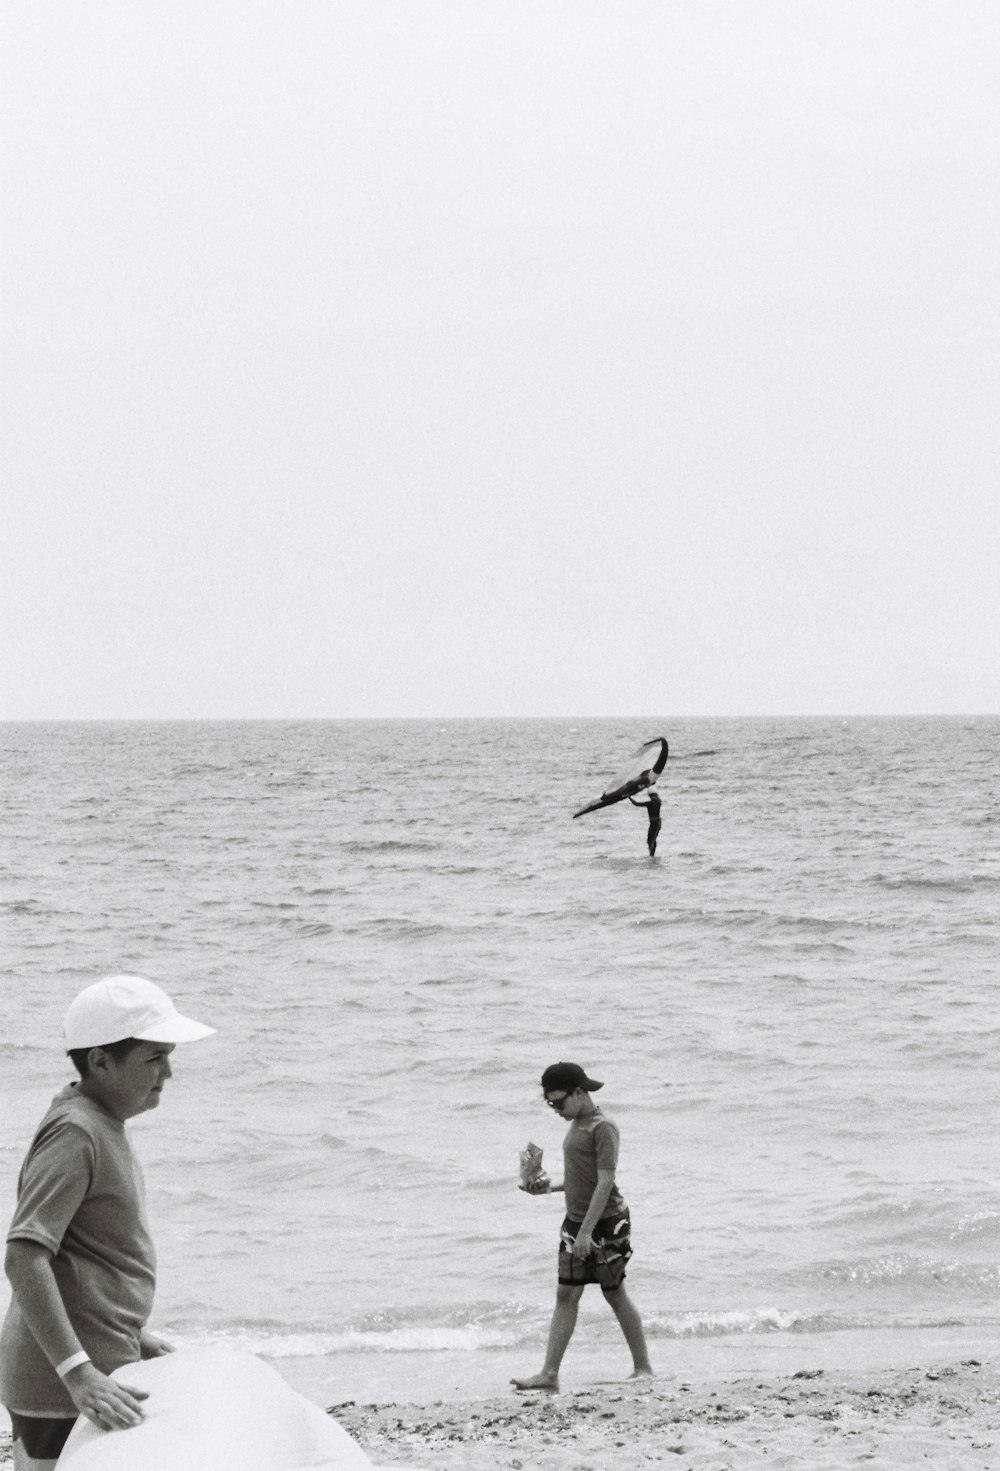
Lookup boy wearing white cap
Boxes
[0,977,214,1471]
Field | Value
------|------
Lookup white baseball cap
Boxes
[64,976,216,1050]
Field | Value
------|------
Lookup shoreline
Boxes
[267,1322,1000,1407]
[2,1329,997,1468]
[331,1356,999,1469]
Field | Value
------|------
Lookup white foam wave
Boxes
[653,1307,804,1338]
[173,1307,819,1359]
[172,1323,516,1358]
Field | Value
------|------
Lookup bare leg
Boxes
[13,1443,59,1471]
[511,1284,584,1390]
[602,1285,653,1376]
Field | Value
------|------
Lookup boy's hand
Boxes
[520,1177,550,1195]
[64,1361,149,1430]
[572,1229,594,1259]
[139,1328,175,1358]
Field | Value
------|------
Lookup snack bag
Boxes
[519,1141,550,1191]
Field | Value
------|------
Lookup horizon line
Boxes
[2,711,997,725]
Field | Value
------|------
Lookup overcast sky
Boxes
[3,1,998,718]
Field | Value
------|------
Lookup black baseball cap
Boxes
[541,1062,603,1094]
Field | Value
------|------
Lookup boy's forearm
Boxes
[7,1240,151,1428]
[579,1172,615,1232]
[5,1239,84,1367]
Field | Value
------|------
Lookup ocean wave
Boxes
[168,1303,536,1358]
[167,1304,990,1359]
[811,1255,1000,1290]
[644,1308,969,1338]
[871,873,996,894]
[289,886,350,898]
[950,1209,1000,1243]
[1,899,57,916]
[340,839,442,855]
[198,1324,515,1356]
[352,917,456,940]
[642,1300,1000,1339]
[648,1308,804,1337]
[773,913,858,932]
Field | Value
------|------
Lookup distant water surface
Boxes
[1,717,998,1374]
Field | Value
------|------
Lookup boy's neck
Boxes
[76,1076,123,1119]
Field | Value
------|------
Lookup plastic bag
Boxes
[519,1141,550,1191]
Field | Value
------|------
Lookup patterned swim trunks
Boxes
[557,1208,632,1291]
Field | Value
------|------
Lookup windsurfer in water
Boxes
[628,789,661,856]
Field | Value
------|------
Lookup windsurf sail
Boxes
[572,736,668,818]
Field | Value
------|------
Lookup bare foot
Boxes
[511,1370,559,1392]
[629,1365,655,1379]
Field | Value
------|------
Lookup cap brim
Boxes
[133,1016,216,1043]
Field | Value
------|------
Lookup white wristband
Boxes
[55,1351,90,1379]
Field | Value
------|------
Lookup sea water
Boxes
[1,718,998,1402]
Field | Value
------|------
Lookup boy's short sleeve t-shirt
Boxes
[562,1108,626,1222]
[0,1085,157,1416]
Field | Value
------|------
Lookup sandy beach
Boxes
[6,1353,993,1469]
[331,1357,999,1469]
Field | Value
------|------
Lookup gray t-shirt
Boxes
[562,1107,626,1222]
[0,1085,156,1415]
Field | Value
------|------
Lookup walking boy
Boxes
[0,976,214,1471]
[512,1062,653,1391]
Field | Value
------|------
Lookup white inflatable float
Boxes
[55,1347,418,1471]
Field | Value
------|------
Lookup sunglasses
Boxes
[545,1092,573,1109]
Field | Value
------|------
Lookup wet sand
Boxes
[331,1358,999,1469]
[2,1354,995,1468]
